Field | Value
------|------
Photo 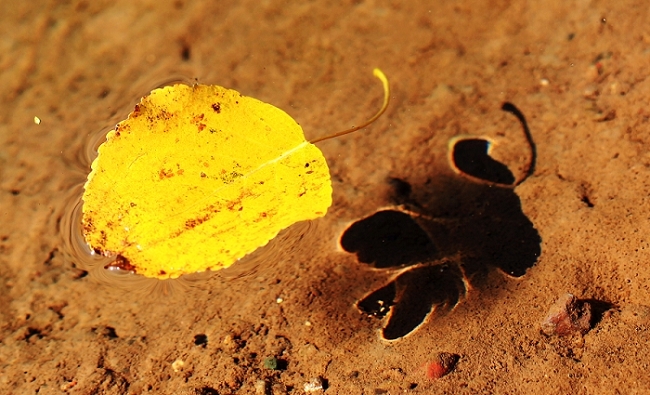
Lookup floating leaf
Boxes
[82,69,389,279]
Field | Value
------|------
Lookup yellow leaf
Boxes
[82,69,389,279]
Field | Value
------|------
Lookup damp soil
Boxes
[3,1,650,394]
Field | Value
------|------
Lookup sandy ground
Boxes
[2,0,650,394]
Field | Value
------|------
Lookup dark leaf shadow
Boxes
[383,263,466,340]
[584,299,615,328]
[340,210,439,269]
[341,102,542,340]
[360,263,467,340]
[451,139,515,185]
[342,175,541,340]
[419,175,542,278]
[356,281,396,318]
[450,101,536,187]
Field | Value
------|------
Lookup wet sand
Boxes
[2,1,650,394]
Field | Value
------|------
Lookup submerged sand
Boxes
[2,1,650,393]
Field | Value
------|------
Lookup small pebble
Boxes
[541,293,593,336]
[583,84,600,99]
[60,380,77,391]
[263,357,285,370]
[304,377,325,393]
[171,359,184,372]
[255,379,268,395]
[426,352,459,379]
[34,116,41,125]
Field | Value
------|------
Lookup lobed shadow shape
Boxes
[339,210,438,269]
[341,176,541,340]
[452,139,515,185]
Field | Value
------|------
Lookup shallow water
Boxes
[7,1,650,393]
[61,176,322,294]
[59,78,323,293]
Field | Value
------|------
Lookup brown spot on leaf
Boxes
[185,214,210,229]
[104,255,136,273]
[82,218,95,234]
[99,230,107,244]
[159,168,174,179]
[211,103,221,113]
[191,114,206,132]
[254,211,269,223]
[159,110,172,120]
